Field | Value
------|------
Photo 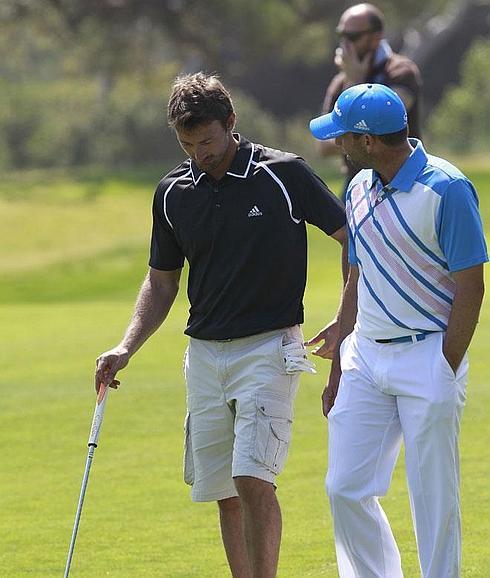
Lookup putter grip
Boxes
[88,383,109,447]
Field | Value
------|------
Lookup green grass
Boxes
[1,161,489,577]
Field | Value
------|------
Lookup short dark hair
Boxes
[352,126,408,146]
[377,127,408,146]
[363,4,385,32]
[366,12,384,32]
[167,72,234,131]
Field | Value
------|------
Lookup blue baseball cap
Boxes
[310,83,407,140]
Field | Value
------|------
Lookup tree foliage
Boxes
[0,0,485,170]
[428,39,490,153]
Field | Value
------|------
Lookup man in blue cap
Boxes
[308,83,487,577]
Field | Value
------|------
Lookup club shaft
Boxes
[64,446,95,577]
[64,385,109,576]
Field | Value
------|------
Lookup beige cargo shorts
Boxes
[182,325,315,502]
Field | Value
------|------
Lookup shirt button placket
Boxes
[212,182,225,226]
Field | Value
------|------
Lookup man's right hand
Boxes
[322,364,342,418]
[95,346,130,392]
[305,319,340,360]
[335,40,372,85]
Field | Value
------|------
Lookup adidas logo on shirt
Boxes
[248,205,263,217]
[353,119,370,130]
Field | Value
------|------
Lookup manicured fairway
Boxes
[1,163,488,576]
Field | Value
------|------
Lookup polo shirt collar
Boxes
[190,133,255,185]
[226,134,255,179]
[373,39,393,68]
[368,138,428,193]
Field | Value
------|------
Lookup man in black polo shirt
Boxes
[95,72,346,577]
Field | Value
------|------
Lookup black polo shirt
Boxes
[150,135,345,340]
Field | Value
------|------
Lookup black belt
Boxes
[375,331,437,344]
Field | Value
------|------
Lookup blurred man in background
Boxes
[317,3,422,200]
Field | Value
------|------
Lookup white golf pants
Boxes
[327,331,468,578]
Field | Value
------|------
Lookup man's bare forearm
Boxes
[443,264,485,372]
[323,265,358,415]
[95,267,182,390]
[307,226,350,359]
[329,265,358,372]
[120,267,181,358]
[330,229,350,324]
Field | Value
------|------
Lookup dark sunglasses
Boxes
[337,29,374,42]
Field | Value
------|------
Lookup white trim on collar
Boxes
[191,170,206,185]
[189,137,254,184]
[227,142,255,179]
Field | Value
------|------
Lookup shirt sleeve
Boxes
[149,182,185,271]
[436,178,488,272]
[287,158,346,235]
[321,74,345,114]
[386,57,422,100]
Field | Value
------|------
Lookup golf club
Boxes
[64,383,110,577]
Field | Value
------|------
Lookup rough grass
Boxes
[1,161,489,577]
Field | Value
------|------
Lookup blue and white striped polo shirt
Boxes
[346,139,488,339]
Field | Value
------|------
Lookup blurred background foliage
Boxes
[0,0,489,171]
[428,39,490,153]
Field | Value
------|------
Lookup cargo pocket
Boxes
[183,412,194,485]
[251,393,293,475]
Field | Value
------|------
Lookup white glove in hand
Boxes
[282,342,317,375]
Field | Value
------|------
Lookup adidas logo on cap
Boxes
[353,119,370,130]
